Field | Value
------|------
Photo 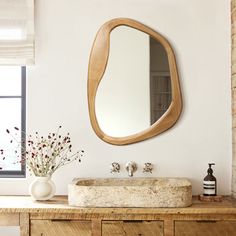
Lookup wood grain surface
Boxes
[0,196,235,215]
[0,196,235,236]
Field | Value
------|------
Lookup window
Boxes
[0,66,26,177]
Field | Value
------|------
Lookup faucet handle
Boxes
[125,161,137,177]
[110,162,120,173]
[143,162,153,173]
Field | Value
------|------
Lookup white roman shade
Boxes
[0,0,34,65]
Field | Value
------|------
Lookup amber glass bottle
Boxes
[203,163,217,196]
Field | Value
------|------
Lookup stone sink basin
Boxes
[68,177,192,208]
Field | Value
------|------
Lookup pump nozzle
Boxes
[207,163,215,175]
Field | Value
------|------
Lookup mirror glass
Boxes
[95,26,171,137]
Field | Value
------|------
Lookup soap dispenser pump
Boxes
[203,163,217,196]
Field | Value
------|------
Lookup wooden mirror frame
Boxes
[88,18,182,145]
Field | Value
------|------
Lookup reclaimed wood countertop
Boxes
[0,196,235,215]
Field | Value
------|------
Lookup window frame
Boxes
[0,66,26,178]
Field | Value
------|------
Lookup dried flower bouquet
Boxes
[0,126,84,176]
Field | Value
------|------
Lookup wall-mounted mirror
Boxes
[88,18,182,145]
[96,26,171,137]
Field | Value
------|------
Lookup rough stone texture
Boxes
[68,178,192,208]
[232,0,236,198]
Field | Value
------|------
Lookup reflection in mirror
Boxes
[150,37,171,124]
[95,26,171,137]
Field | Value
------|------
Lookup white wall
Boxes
[96,26,150,137]
[0,0,231,196]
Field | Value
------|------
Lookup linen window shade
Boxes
[0,0,34,65]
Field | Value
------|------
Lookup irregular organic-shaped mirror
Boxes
[88,18,182,145]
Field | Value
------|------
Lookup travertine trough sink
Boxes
[68,178,192,208]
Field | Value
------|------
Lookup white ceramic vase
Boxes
[29,176,56,201]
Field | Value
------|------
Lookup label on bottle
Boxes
[203,181,216,195]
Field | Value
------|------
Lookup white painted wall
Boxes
[0,0,231,197]
[96,26,150,137]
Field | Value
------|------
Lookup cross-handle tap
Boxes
[143,162,153,173]
[126,161,137,177]
[110,162,120,173]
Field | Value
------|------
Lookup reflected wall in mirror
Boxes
[88,18,182,145]
[96,26,171,137]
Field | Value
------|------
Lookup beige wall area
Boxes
[0,0,231,196]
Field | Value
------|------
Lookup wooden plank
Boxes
[30,212,164,221]
[30,219,91,236]
[0,196,236,215]
[167,214,236,221]
[92,219,102,236]
[29,212,236,222]
[175,221,236,236]
[164,220,174,236]
[20,213,29,236]
[0,213,19,226]
[0,196,235,235]
[30,213,91,220]
[102,220,163,236]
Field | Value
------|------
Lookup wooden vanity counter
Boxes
[0,196,236,236]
